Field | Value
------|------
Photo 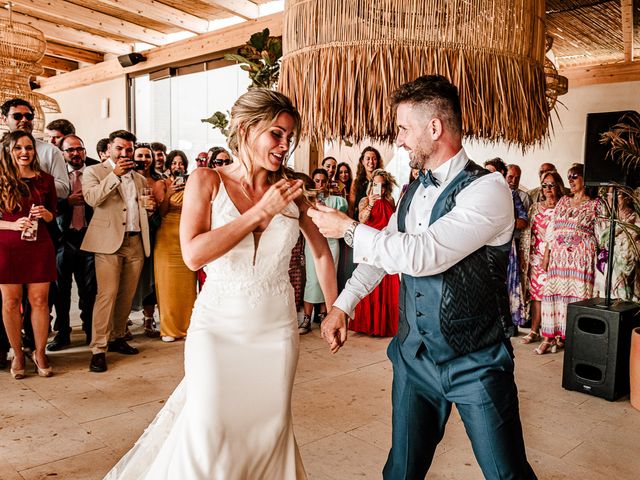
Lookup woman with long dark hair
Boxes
[349,146,383,219]
[0,131,57,379]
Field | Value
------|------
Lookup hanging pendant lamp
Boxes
[0,5,60,134]
[280,0,551,148]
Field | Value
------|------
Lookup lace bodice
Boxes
[201,180,300,304]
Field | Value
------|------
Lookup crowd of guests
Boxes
[1,94,638,380]
[0,97,235,377]
[489,159,640,355]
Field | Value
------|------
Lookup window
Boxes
[132,64,251,172]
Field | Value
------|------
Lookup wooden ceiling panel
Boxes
[67,0,192,34]
[160,0,230,19]
[547,0,626,67]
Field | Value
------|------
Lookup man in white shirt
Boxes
[309,75,536,479]
[81,130,154,373]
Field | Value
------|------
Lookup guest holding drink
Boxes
[154,149,196,342]
[0,131,57,379]
[130,144,162,337]
[350,146,383,219]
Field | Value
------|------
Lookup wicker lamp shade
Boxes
[280,0,550,147]
[0,16,60,134]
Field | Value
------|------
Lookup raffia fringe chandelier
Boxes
[280,0,550,148]
[0,6,60,134]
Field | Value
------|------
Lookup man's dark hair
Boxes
[96,137,109,154]
[1,98,35,116]
[484,157,508,176]
[150,142,167,153]
[60,134,84,148]
[390,75,462,135]
[108,129,137,143]
[46,118,75,135]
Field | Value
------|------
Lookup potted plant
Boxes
[202,29,282,137]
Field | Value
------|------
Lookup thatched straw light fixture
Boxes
[280,0,549,148]
[0,6,60,134]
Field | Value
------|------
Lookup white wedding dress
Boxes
[105,180,306,479]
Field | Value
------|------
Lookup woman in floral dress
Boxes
[540,164,599,354]
[519,171,565,346]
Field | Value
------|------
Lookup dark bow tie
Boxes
[418,169,440,188]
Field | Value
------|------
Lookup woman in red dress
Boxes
[0,131,57,379]
[349,169,400,337]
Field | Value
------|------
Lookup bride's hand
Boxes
[254,179,304,218]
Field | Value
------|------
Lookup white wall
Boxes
[325,80,640,192]
[465,80,640,190]
[44,76,128,159]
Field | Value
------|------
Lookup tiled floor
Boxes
[2,315,639,480]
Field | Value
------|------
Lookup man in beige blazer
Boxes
[81,130,154,372]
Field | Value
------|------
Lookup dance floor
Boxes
[1,310,639,479]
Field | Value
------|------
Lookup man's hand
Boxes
[307,204,354,238]
[68,192,84,206]
[113,158,134,177]
[321,307,348,353]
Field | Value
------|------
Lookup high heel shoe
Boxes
[10,357,25,380]
[33,354,53,377]
[534,338,556,355]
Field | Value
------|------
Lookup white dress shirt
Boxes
[108,159,141,232]
[334,148,515,317]
[36,139,70,199]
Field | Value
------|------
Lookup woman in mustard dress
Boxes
[154,154,196,342]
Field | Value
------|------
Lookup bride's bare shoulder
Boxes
[186,168,221,199]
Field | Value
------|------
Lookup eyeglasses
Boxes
[64,147,85,154]
[10,112,34,121]
[541,183,556,189]
[567,173,581,180]
[211,158,232,167]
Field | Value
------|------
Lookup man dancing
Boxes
[309,75,537,479]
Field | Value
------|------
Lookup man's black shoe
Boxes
[89,353,107,372]
[47,335,71,352]
[108,339,139,355]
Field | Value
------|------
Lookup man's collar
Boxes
[430,148,468,186]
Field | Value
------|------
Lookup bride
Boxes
[105,89,337,479]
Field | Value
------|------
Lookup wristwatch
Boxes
[344,221,359,248]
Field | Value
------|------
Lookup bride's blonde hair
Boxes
[227,89,301,189]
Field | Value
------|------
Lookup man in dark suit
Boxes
[48,135,98,351]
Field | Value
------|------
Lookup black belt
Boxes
[124,231,140,237]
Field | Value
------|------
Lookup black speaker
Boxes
[584,110,638,187]
[562,298,640,401]
[117,52,146,68]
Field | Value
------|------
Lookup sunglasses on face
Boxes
[568,173,581,180]
[541,183,556,189]
[211,158,232,167]
[10,112,34,121]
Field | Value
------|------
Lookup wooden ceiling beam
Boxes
[200,0,259,21]
[40,55,79,72]
[95,0,209,34]
[621,0,634,62]
[8,0,168,46]
[38,12,283,94]
[46,42,104,64]
[0,10,132,55]
[560,61,640,87]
